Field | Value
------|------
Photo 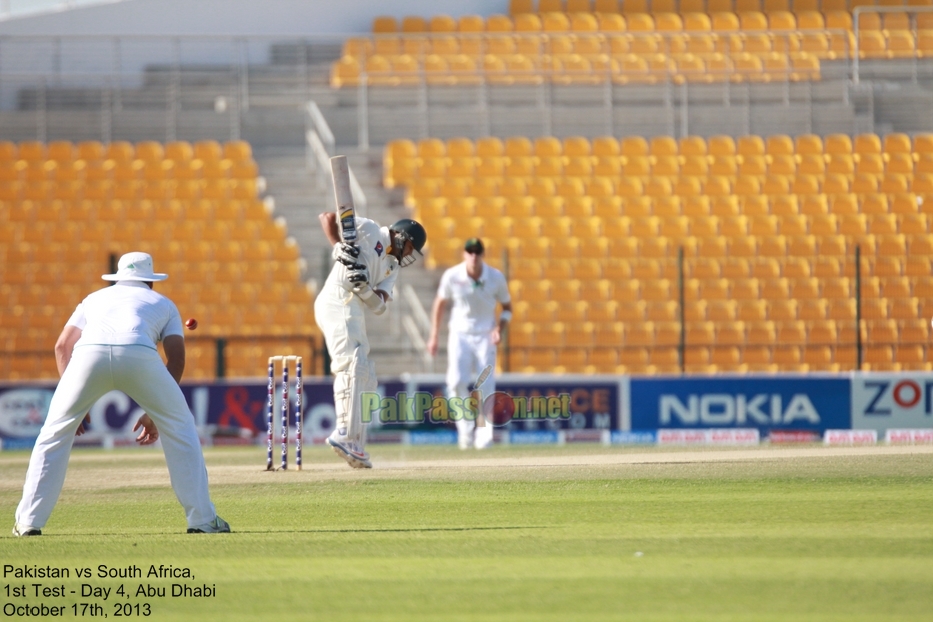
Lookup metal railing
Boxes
[0,29,857,146]
[0,0,126,21]
[0,34,345,141]
[399,283,434,371]
[305,100,367,214]
[346,28,853,146]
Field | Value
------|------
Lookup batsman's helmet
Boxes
[389,218,427,267]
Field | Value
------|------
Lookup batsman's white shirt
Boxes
[438,262,510,335]
[324,217,400,300]
[316,217,399,444]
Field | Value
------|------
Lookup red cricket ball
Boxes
[185,318,198,330]
[483,391,515,427]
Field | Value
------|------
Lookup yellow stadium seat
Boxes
[513,13,543,34]
[330,56,360,89]
[15,141,46,161]
[854,133,882,156]
[881,133,911,156]
[900,318,930,347]
[821,136,851,159]
[855,153,884,176]
[372,16,398,33]
[884,155,913,178]
[680,11,711,32]
[424,14,457,35]
[885,30,915,58]
[399,16,427,34]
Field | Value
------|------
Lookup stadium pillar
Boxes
[502,247,510,373]
[677,245,685,374]
[215,338,227,379]
[855,244,862,370]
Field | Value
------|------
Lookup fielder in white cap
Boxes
[12,252,229,536]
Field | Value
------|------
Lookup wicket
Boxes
[266,355,303,471]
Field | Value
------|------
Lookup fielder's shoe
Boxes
[12,523,41,537]
[327,433,372,469]
[187,516,230,534]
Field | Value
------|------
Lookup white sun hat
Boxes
[102,251,168,282]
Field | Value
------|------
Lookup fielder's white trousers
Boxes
[15,345,216,530]
[447,331,496,449]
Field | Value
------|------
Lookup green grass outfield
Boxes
[1,443,932,621]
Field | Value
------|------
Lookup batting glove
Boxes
[346,265,369,290]
[333,242,360,267]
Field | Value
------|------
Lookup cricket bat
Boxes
[331,155,357,244]
[470,365,493,392]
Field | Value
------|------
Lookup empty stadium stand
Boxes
[388,131,933,374]
[0,140,319,381]
[330,0,933,89]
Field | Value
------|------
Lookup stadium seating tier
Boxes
[0,141,318,381]
[388,132,933,374]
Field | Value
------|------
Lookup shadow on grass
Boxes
[234,525,549,535]
[18,526,549,538]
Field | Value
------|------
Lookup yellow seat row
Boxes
[403,175,933,210]
[501,254,930,282]
[351,32,841,58]
[416,193,932,221]
[513,291,933,321]
[0,179,260,202]
[0,218,288,248]
[333,50,819,88]
[506,274,931,304]
[387,133,933,164]
[533,346,929,374]
[0,198,271,228]
[0,140,253,164]
[427,212,933,238]
[0,157,258,182]
[353,24,851,57]
[505,338,928,373]
[375,2,933,34]
[506,0,933,16]
[424,234,933,271]
[505,317,924,345]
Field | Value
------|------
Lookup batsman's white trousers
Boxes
[314,284,376,443]
[447,331,496,448]
[15,345,216,529]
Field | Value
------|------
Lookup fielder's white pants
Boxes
[15,345,216,530]
[447,331,497,449]
[314,283,376,444]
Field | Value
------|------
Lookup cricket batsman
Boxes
[315,212,427,468]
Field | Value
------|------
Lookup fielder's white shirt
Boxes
[438,262,510,335]
[326,217,400,301]
[67,281,184,350]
